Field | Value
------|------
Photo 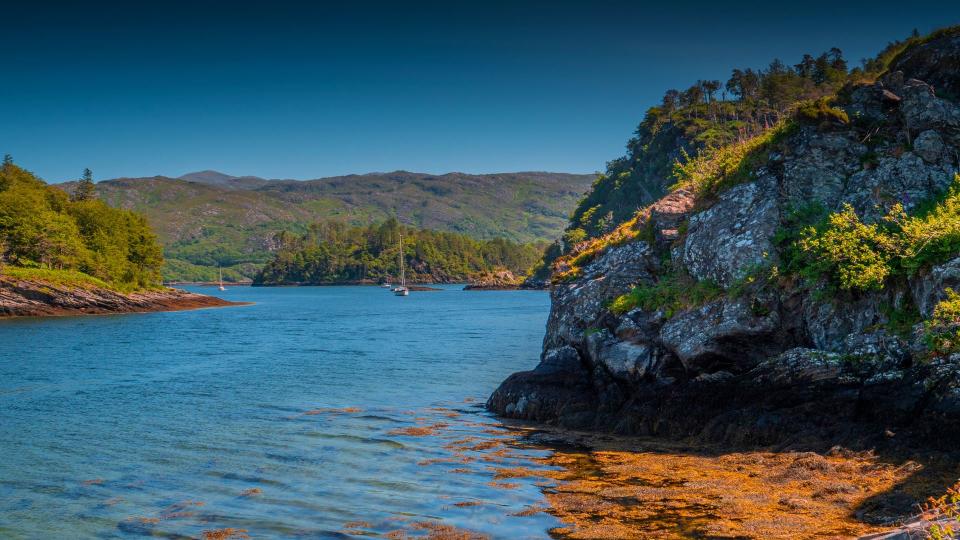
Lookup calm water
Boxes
[0,285,563,539]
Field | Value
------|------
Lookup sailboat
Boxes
[393,232,409,296]
[218,265,226,291]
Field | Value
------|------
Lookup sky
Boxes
[2,1,959,182]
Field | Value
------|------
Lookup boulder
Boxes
[913,129,947,163]
[780,128,866,211]
[899,79,960,139]
[842,151,955,220]
[544,241,657,349]
[681,176,779,287]
[659,296,783,374]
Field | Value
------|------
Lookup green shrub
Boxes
[609,271,722,317]
[798,203,897,291]
[888,178,960,274]
[671,122,795,198]
[924,288,960,357]
[796,97,849,126]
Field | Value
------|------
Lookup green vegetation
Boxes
[924,289,960,357]
[609,270,723,317]
[793,175,960,292]
[1,266,114,290]
[254,218,544,285]
[671,121,796,198]
[84,171,595,282]
[795,96,849,126]
[798,204,897,291]
[567,48,855,242]
[0,157,164,292]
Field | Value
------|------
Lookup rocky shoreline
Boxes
[0,276,243,318]
[488,29,960,534]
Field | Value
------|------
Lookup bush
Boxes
[795,97,849,126]
[609,271,722,317]
[889,178,960,274]
[925,288,960,357]
[671,121,795,198]
[797,204,897,291]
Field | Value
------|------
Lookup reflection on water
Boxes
[0,285,562,538]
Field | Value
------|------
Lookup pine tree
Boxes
[73,168,96,201]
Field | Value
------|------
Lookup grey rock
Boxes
[748,348,844,388]
[681,176,778,287]
[781,128,866,210]
[910,256,960,317]
[659,296,782,373]
[803,293,887,352]
[545,241,657,349]
[843,151,954,221]
[913,129,946,163]
[899,79,960,138]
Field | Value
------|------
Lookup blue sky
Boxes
[2,1,958,182]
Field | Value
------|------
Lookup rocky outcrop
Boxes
[489,57,960,454]
[680,176,778,287]
[0,276,241,318]
[463,269,525,290]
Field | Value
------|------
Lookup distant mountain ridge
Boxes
[62,170,596,282]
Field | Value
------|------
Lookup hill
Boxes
[254,218,543,285]
[63,170,595,282]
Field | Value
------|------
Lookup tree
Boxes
[701,80,721,103]
[73,168,96,201]
[2,155,12,169]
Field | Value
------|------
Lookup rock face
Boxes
[0,276,240,318]
[489,53,960,452]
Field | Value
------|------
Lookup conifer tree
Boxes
[73,168,96,201]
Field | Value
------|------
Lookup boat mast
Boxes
[398,232,405,287]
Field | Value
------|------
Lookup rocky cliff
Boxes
[489,30,960,452]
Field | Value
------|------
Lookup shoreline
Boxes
[0,277,247,319]
[496,421,959,539]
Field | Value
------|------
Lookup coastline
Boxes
[498,422,960,539]
[0,276,246,319]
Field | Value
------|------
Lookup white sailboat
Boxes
[218,265,226,291]
[393,232,409,296]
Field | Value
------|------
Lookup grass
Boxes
[796,97,849,127]
[1,266,115,290]
[609,271,723,318]
[671,121,796,199]
[552,211,648,283]
[0,265,163,294]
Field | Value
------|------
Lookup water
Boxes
[0,285,563,539]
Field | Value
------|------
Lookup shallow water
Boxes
[0,285,563,539]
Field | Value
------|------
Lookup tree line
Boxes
[0,156,164,290]
[563,30,927,247]
[254,218,544,285]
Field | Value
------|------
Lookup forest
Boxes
[0,157,164,291]
[254,218,544,285]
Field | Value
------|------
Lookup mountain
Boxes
[489,24,960,519]
[62,170,596,282]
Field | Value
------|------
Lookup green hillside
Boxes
[63,170,595,282]
[255,218,543,285]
